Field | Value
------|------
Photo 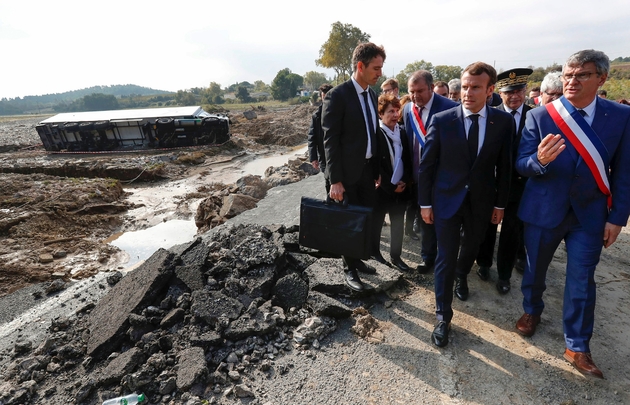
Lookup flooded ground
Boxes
[0,104,317,296]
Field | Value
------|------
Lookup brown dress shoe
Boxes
[564,349,604,379]
[515,313,541,337]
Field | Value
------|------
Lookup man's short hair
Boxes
[319,84,333,95]
[462,62,497,86]
[381,78,399,90]
[540,72,563,93]
[434,81,448,88]
[408,70,434,87]
[352,42,386,73]
[448,78,461,92]
[377,93,401,116]
[564,49,610,76]
[597,89,608,96]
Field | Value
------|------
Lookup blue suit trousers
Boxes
[521,210,603,352]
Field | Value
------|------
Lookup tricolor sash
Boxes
[546,97,611,207]
[408,104,427,147]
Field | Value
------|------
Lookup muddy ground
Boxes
[0,105,315,297]
[1,106,630,405]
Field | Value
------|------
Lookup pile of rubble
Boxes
[194,159,318,232]
[0,223,400,404]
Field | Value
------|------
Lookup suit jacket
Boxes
[402,94,459,164]
[307,104,326,174]
[517,97,630,232]
[418,105,514,221]
[322,79,379,186]
[376,126,412,202]
[495,103,532,201]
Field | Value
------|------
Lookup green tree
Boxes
[303,71,329,91]
[316,22,371,82]
[271,68,304,101]
[395,60,435,94]
[236,86,252,103]
[203,82,224,104]
[175,90,197,106]
[433,65,463,82]
[82,93,119,111]
[254,80,269,92]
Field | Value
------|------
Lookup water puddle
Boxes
[241,145,308,176]
[108,145,308,268]
[107,219,198,268]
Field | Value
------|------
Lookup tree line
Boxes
[3,23,629,116]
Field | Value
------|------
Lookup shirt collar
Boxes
[463,105,487,119]
[416,93,435,112]
[579,97,597,117]
[503,103,524,115]
[351,77,368,95]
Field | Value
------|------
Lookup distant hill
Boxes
[0,85,174,116]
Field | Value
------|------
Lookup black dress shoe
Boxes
[514,259,525,273]
[476,266,490,281]
[454,276,469,301]
[416,260,434,274]
[344,269,364,291]
[496,279,510,294]
[391,256,411,272]
[356,261,377,274]
[431,321,451,347]
[370,252,389,266]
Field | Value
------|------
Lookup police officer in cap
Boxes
[476,68,533,293]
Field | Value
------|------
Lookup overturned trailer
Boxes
[36,106,230,152]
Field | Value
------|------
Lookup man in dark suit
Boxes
[418,61,513,347]
[308,83,333,193]
[402,70,458,272]
[322,42,386,292]
[515,49,630,379]
[476,68,533,294]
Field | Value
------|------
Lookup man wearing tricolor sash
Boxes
[515,49,630,379]
[401,70,458,272]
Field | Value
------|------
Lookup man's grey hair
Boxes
[448,78,461,92]
[564,49,610,76]
[541,72,563,93]
[408,70,434,87]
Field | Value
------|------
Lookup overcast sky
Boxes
[1,0,629,99]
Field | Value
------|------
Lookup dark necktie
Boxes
[578,109,587,117]
[468,114,480,163]
[362,91,375,151]
[511,110,518,117]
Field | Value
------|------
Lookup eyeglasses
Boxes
[561,72,598,82]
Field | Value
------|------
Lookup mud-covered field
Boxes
[0,105,316,297]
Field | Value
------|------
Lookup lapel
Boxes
[483,106,495,152]
[518,104,531,134]
[591,97,610,140]
[452,106,475,166]
[574,97,611,170]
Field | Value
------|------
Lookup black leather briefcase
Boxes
[299,196,373,259]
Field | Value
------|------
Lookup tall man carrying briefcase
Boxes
[321,42,386,292]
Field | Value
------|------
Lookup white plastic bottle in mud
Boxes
[102,393,145,405]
